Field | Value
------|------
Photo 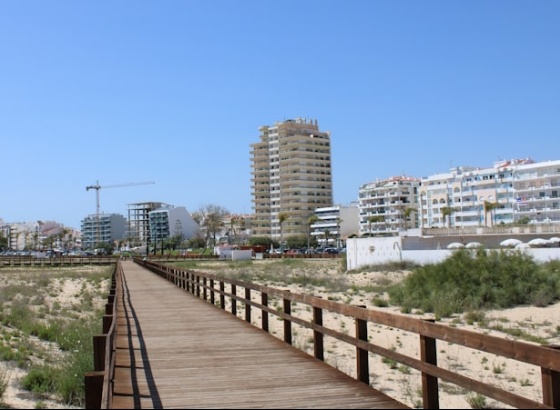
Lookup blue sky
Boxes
[1,1,559,230]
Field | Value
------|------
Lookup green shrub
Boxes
[21,366,56,393]
[389,249,560,316]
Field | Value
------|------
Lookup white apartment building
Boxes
[358,176,420,235]
[148,205,200,245]
[250,118,333,239]
[311,204,360,248]
[81,213,127,249]
[419,158,560,228]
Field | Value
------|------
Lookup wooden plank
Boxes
[109,261,408,409]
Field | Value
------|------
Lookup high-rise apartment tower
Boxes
[250,118,333,239]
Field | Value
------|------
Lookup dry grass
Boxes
[0,265,111,409]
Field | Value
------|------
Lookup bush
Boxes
[389,249,560,317]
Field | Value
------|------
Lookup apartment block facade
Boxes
[358,176,421,235]
[148,205,200,245]
[127,202,169,244]
[250,118,333,239]
[81,213,126,249]
[311,204,360,247]
[419,158,560,228]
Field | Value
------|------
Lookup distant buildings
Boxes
[127,202,169,244]
[81,213,126,249]
[358,176,420,235]
[0,220,80,251]
[148,205,200,247]
[4,112,560,252]
[250,118,333,239]
[311,204,360,248]
[418,158,560,228]
[353,158,560,234]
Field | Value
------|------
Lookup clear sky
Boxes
[1,1,559,230]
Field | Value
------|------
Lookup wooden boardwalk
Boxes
[111,261,408,409]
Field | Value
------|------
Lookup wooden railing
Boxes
[84,261,121,409]
[0,256,117,267]
[137,258,560,409]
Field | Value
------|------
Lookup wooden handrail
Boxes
[85,261,121,409]
[138,258,560,409]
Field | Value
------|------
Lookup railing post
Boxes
[84,371,104,409]
[93,334,106,371]
[231,284,237,316]
[261,292,269,332]
[283,292,292,345]
[245,288,251,323]
[420,319,439,409]
[210,278,215,305]
[188,271,193,293]
[220,281,225,309]
[102,315,113,334]
[313,298,324,361]
[542,345,560,408]
[196,275,201,297]
[203,277,207,301]
[355,305,368,384]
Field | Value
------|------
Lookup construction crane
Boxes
[86,180,155,246]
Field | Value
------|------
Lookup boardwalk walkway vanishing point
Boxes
[108,260,408,409]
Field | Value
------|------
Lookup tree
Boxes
[95,242,113,255]
[335,217,343,248]
[32,231,40,250]
[235,217,247,244]
[229,216,238,244]
[58,227,70,250]
[440,207,456,228]
[483,201,502,227]
[367,215,384,235]
[196,204,229,249]
[278,212,289,253]
[286,234,308,249]
[403,206,417,230]
[0,232,7,251]
[307,215,319,250]
[248,236,278,248]
[323,229,331,248]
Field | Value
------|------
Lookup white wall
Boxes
[347,237,560,270]
[346,237,404,270]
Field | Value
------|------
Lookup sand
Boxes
[1,260,559,409]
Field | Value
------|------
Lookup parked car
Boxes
[324,248,339,254]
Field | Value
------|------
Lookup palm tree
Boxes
[335,217,343,248]
[307,215,319,251]
[483,201,502,227]
[403,206,416,230]
[367,215,384,235]
[278,212,290,254]
[323,229,331,249]
[229,216,237,244]
[440,206,456,228]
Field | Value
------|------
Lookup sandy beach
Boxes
[1,259,559,409]
[214,259,560,409]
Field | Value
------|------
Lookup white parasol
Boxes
[500,238,523,247]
